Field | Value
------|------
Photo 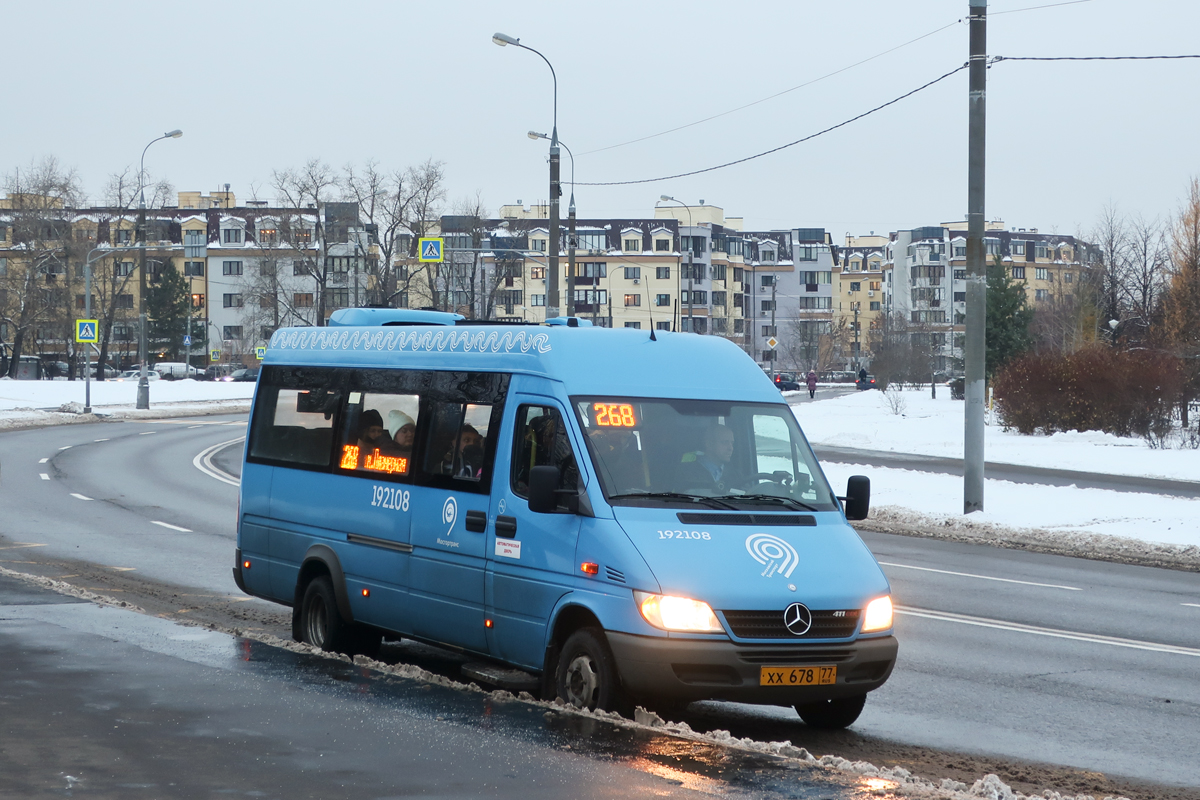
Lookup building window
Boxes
[655,293,671,307]
[223,326,243,339]
[953,269,966,280]
[530,238,547,252]
[761,300,775,312]
[796,297,832,309]
[656,321,671,331]
[116,229,132,244]
[624,266,641,280]
[292,259,311,276]
[623,321,642,329]
[623,238,641,252]
[183,261,205,277]
[1036,267,1050,281]
[258,228,277,244]
[326,256,352,273]
[327,288,350,308]
[954,292,966,303]
[1011,265,1026,279]
[624,294,641,307]
[529,266,546,279]
[795,245,816,261]
[656,266,670,280]
[294,293,314,308]
[953,244,966,257]
[1036,243,1050,259]
[762,325,776,336]
[1064,272,1073,283]
[222,228,243,244]
[681,236,706,255]
[761,350,776,362]
[711,291,726,306]
[986,239,1000,256]
[761,275,775,287]
[655,239,671,252]
[192,293,205,308]
[1012,242,1026,256]
[576,262,607,278]
[530,294,546,306]
[849,282,861,292]
[223,261,243,276]
[869,301,881,311]
[223,293,244,308]
[761,250,776,263]
[1035,289,1051,301]
[686,291,707,305]
[572,289,606,306]
[116,294,134,309]
[577,232,606,251]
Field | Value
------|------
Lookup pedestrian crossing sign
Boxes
[418,237,444,263]
[210,349,221,362]
[255,346,266,360]
[75,319,99,343]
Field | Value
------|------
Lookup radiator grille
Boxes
[722,609,860,639]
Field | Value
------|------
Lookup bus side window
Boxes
[248,386,338,468]
[335,391,419,481]
[419,401,494,486]
[512,405,579,507]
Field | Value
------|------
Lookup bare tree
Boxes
[1119,215,1169,347]
[1087,203,1130,343]
[1,157,84,377]
[272,160,338,325]
[1159,177,1200,429]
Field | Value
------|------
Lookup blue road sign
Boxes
[418,237,444,263]
[183,335,193,346]
[75,320,99,343]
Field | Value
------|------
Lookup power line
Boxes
[991,0,1094,15]
[576,64,969,187]
[576,19,964,158]
[993,54,1200,62]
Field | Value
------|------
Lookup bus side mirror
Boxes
[529,465,581,514]
[842,475,870,521]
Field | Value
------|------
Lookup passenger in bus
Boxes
[444,424,484,478]
[588,426,647,492]
[358,409,389,452]
[677,423,739,492]
[388,410,416,458]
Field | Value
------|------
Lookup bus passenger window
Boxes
[248,387,338,467]
[512,405,580,507]
[336,392,419,479]
[420,402,493,482]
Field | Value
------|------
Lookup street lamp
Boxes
[660,196,694,334]
[529,131,575,317]
[136,128,183,409]
[494,32,562,318]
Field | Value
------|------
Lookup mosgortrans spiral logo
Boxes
[745,533,799,579]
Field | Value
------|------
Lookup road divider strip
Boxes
[897,605,1200,657]
[193,438,243,487]
[879,561,1081,591]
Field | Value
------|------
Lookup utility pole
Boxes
[687,242,694,332]
[136,194,150,409]
[770,280,777,367]
[964,0,987,513]
[548,142,561,318]
[853,302,861,371]
[567,195,576,317]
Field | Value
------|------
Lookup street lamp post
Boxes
[136,129,183,409]
[530,131,575,317]
[494,33,562,318]
[81,245,149,413]
[660,196,694,333]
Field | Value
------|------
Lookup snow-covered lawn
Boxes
[0,377,253,429]
[796,388,1200,552]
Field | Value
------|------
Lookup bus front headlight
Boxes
[634,591,723,633]
[861,595,894,633]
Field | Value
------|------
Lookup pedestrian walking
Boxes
[806,370,818,399]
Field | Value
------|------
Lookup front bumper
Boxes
[607,632,898,705]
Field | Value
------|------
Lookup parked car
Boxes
[116,369,160,381]
[153,362,202,380]
[89,364,121,379]
[228,368,260,382]
[856,374,878,390]
[203,365,238,381]
[772,372,800,391]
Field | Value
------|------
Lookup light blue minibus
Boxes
[235,309,896,728]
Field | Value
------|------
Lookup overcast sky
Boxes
[5,0,1198,239]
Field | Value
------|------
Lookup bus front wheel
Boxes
[794,694,867,729]
[555,628,631,716]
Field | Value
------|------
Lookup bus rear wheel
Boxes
[300,576,355,654]
[556,628,631,716]
[794,694,867,729]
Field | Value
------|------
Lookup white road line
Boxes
[69,493,92,501]
[39,474,50,480]
[139,431,157,435]
[193,437,244,487]
[39,458,48,463]
[187,425,203,429]
[1183,603,1200,608]
[58,445,72,450]
[94,438,109,442]
[879,561,1080,591]
[151,521,192,533]
[897,605,1200,657]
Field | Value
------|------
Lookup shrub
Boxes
[993,346,1182,439]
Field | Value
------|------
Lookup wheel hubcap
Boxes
[564,655,599,708]
[307,596,327,646]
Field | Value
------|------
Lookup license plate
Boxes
[759,665,837,686]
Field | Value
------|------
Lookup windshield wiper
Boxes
[715,494,820,512]
[607,491,738,510]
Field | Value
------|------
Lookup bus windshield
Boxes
[573,397,839,512]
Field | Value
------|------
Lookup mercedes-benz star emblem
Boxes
[783,602,812,636]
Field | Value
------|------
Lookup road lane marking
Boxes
[40,474,50,480]
[69,493,93,501]
[0,543,48,550]
[151,521,192,533]
[58,445,72,450]
[39,458,48,463]
[94,438,108,442]
[187,425,203,429]
[1183,603,1200,608]
[139,431,157,435]
[879,561,1080,591]
[897,605,1200,657]
[193,437,243,487]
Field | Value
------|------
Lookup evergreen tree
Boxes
[145,262,192,362]
[986,255,1034,379]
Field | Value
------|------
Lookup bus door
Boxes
[486,398,584,670]
[407,392,504,653]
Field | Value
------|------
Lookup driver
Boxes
[678,423,738,492]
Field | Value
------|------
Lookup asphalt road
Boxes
[3,415,1199,796]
